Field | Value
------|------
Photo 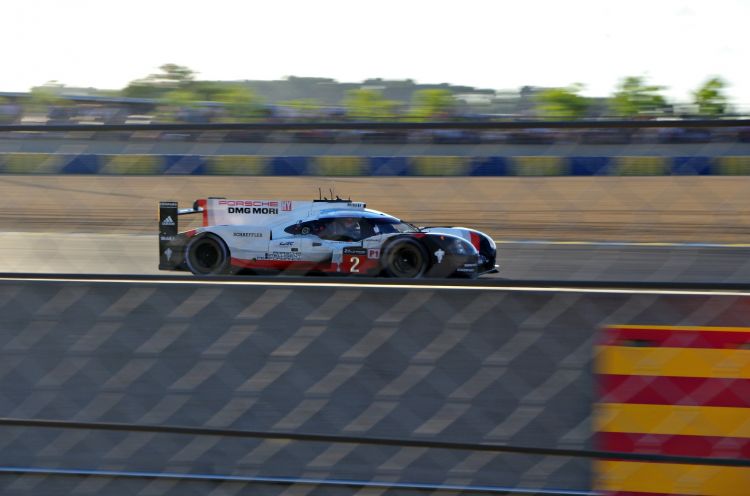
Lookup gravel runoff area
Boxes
[1,175,750,243]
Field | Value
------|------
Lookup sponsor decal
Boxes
[219,200,279,207]
[160,235,175,241]
[161,216,175,226]
[367,248,380,259]
[163,248,173,261]
[219,200,285,215]
[279,241,294,246]
[281,201,293,211]
[228,207,278,214]
[233,232,263,237]
[260,251,302,261]
[434,248,446,264]
[343,247,367,256]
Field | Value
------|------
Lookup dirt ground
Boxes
[1,175,749,243]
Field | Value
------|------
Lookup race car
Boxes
[158,197,497,278]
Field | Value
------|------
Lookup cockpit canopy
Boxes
[284,215,419,242]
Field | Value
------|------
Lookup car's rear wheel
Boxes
[382,238,429,278]
[185,234,230,275]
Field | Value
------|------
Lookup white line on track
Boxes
[2,276,750,297]
[495,240,750,248]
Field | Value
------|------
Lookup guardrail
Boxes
[1,119,749,132]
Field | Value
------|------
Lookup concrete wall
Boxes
[1,279,748,494]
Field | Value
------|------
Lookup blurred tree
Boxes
[29,81,69,107]
[278,98,323,112]
[213,85,262,121]
[343,89,399,119]
[535,84,589,119]
[693,77,728,116]
[163,88,198,108]
[410,89,456,119]
[277,99,325,119]
[160,83,262,122]
[123,63,196,98]
[611,76,668,116]
[187,81,230,101]
[23,81,75,123]
[156,64,195,86]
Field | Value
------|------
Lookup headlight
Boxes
[453,238,474,255]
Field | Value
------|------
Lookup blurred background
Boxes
[2,68,748,145]
[2,2,750,495]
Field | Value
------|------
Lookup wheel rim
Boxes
[195,242,219,269]
[391,245,423,277]
[189,238,225,274]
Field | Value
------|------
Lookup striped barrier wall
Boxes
[0,153,750,176]
[594,325,750,495]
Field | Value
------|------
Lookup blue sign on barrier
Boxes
[469,156,510,176]
[369,157,410,176]
[671,156,713,175]
[270,156,309,176]
[2,153,750,176]
[569,157,612,176]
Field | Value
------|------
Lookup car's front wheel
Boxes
[382,238,429,278]
[185,234,231,275]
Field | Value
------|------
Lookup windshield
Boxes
[370,218,420,234]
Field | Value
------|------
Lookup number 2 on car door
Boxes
[350,256,360,273]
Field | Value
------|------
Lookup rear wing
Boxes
[158,200,205,269]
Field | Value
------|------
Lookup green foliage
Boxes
[278,99,323,112]
[535,84,589,119]
[161,84,261,121]
[156,64,195,85]
[212,85,262,120]
[610,76,668,116]
[693,77,727,116]
[25,81,72,115]
[163,88,198,108]
[343,89,400,119]
[122,63,196,99]
[409,89,456,119]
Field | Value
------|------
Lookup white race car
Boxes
[158,197,497,278]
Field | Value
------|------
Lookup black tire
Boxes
[382,238,429,278]
[185,234,231,275]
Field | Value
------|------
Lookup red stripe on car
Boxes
[197,199,208,226]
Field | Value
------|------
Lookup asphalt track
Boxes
[2,232,749,283]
